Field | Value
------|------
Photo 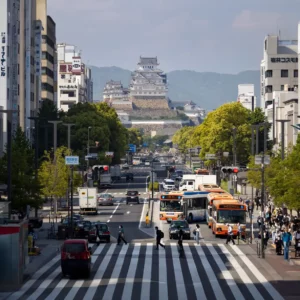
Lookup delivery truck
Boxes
[179,174,217,191]
[79,187,98,214]
[99,173,112,188]
[110,165,121,181]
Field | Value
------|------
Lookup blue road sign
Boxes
[65,156,79,165]
[128,144,136,153]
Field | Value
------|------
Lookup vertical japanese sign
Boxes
[0,1,7,105]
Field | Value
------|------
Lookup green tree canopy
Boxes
[0,127,42,212]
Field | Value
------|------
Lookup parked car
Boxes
[122,163,130,170]
[97,193,114,206]
[169,220,191,240]
[126,190,140,204]
[89,222,111,243]
[61,239,92,278]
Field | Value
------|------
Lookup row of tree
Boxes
[172,102,269,165]
[0,101,143,213]
[172,101,300,212]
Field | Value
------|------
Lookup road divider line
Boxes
[107,203,120,222]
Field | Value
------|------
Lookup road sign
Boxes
[255,155,270,165]
[128,144,136,153]
[205,154,216,159]
[65,156,79,165]
[105,152,114,157]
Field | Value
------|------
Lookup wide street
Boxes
[3,164,300,300]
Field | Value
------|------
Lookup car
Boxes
[145,161,150,166]
[169,220,191,240]
[61,239,92,278]
[125,173,134,181]
[97,193,114,206]
[73,221,92,239]
[126,190,140,204]
[122,163,130,170]
[89,222,111,243]
[163,179,176,191]
[175,170,183,177]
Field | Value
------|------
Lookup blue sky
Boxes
[48,0,300,73]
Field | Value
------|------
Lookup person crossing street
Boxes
[117,225,127,245]
[155,226,165,250]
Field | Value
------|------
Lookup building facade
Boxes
[0,0,41,154]
[56,43,92,111]
[237,84,256,111]
[103,80,128,102]
[36,0,56,105]
[129,57,168,97]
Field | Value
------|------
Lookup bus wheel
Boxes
[188,214,193,223]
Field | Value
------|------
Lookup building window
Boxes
[265,70,272,78]
[265,40,267,50]
[31,73,34,83]
[281,70,288,77]
[30,92,34,102]
[41,67,54,78]
[42,83,54,93]
[42,51,54,64]
[294,70,298,78]
[281,85,284,91]
[265,85,273,93]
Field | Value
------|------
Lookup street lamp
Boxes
[276,119,290,160]
[87,126,92,155]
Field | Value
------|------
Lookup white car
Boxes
[163,179,176,191]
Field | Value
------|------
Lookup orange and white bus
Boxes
[198,184,229,194]
[159,193,183,222]
[211,200,247,238]
[206,193,234,228]
[194,168,209,175]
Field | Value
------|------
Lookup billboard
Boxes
[0,0,7,109]
[72,57,81,74]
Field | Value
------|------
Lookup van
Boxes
[163,179,176,191]
[61,239,92,278]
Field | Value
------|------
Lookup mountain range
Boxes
[89,65,260,110]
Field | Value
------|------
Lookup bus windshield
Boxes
[217,210,246,224]
[160,200,182,212]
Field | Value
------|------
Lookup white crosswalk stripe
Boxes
[7,243,284,300]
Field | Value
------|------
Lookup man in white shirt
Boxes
[226,223,235,245]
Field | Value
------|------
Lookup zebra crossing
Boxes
[6,242,284,300]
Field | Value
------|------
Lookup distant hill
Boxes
[89,65,260,110]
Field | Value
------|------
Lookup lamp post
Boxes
[87,126,92,187]
[48,120,62,152]
[232,127,237,165]
[276,120,290,160]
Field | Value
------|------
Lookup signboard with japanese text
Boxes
[270,57,298,63]
[34,21,42,75]
[65,156,79,165]
[72,57,81,74]
[59,85,78,89]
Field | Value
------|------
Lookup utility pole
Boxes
[232,127,237,165]
[63,123,75,221]
[276,120,290,160]
[48,120,62,152]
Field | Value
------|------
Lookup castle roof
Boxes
[138,57,158,65]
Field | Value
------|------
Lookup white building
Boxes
[0,0,41,154]
[260,35,298,143]
[129,57,168,97]
[267,86,298,150]
[183,101,206,118]
[237,84,256,110]
[103,80,128,102]
[56,43,92,111]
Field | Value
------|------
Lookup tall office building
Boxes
[0,0,39,154]
[36,0,56,105]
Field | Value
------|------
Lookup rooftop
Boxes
[138,57,158,65]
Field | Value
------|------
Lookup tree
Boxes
[0,127,42,212]
[127,128,143,147]
[38,146,81,212]
[172,126,195,151]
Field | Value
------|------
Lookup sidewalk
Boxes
[138,198,157,238]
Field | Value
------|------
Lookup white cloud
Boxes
[232,10,281,30]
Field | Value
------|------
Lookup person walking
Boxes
[226,224,235,245]
[282,228,292,260]
[155,226,165,250]
[117,225,127,245]
[194,224,200,245]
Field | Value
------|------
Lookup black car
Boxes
[89,222,111,243]
[169,220,191,240]
[126,190,140,204]
[125,173,134,181]
[73,221,92,239]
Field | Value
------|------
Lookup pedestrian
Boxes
[282,228,292,260]
[226,224,235,245]
[155,226,165,250]
[248,201,253,218]
[96,224,102,245]
[194,224,200,245]
[117,225,127,245]
[237,222,242,242]
[145,213,150,227]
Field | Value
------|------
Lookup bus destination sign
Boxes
[161,195,182,200]
[219,204,244,209]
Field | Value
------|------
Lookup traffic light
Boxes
[221,167,239,174]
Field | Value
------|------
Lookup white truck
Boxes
[179,174,217,191]
[110,165,121,181]
[78,187,98,214]
[99,173,112,187]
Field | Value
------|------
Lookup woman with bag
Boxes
[194,224,200,245]
[118,225,127,245]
